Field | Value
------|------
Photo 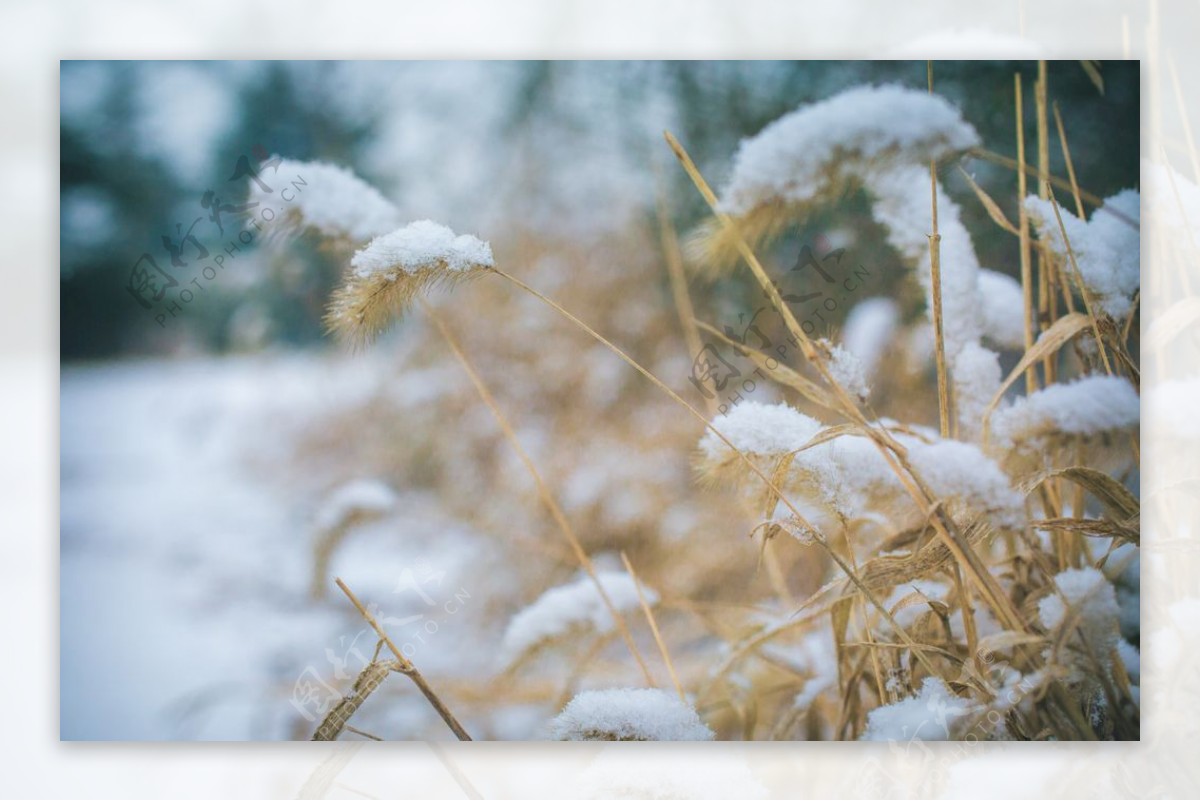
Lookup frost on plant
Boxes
[499,571,656,667]
[325,220,495,345]
[1025,190,1141,320]
[550,688,715,741]
[254,158,403,243]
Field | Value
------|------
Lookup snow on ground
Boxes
[60,353,499,740]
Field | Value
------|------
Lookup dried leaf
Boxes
[983,313,1092,442]
[958,166,1020,235]
[696,319,836,410]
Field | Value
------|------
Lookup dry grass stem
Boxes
[334,577,473,741]
[621,551,686,702]
[421,299,657,687]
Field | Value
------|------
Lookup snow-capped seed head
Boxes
[550,688,715,741]
[991,374,1140,449]
[721,85,979,217]
[499,571,654,667]
[860,677,980,741]
[325,220,495,346]
[692,85,980,270]
[252,158,404,243]
[696,401,821,477]
[906,438,1025,530]
[1024,189,1140,320]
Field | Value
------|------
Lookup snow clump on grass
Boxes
[500,571,655,666]
[550,688,715,741]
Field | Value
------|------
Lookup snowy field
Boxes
[60,354,511,740]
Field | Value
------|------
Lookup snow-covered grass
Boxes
[63,72,1140,743]
[549,688,714,741]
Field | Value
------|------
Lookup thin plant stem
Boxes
[420,299,657,687]
[621,551,686,703]
[335,577,473,741]
[655,175,716,418]
[927,61,952,438]
[1036,61,1057,389]
[1052,102,1087,220]
[967,147,1113,214]
[1016,74,1038,395]
[1043,183,1114,375]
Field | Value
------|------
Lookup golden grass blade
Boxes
[928,63,951,438]
[1024,466,1140,521]
[1080,60,1105,94]
[334,577,473,741]
[958,165,1020,235]
[693,319,836,411]
[1016,74,1038,395]
[1035,517,1139,547]
[967,147,1111,213]
[1052,101,1088,219]
[1043,184,1114,375]
[982,311,1090,443]
[621,551,686,703]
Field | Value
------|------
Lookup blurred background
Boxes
[60,60,1139,741]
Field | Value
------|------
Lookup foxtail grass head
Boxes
[325,220,495,346]
[250,158,404,246]
[690,85,979,273]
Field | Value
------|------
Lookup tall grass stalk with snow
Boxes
[262,73,1139,741]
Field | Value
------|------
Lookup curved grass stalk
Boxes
[421,299,657,688]
[663,130,1028,637]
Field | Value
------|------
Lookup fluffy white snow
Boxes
[714,86,1013,439]
[253,158,404,243]
[788,426,1022,528]
[351,220,495,278]
[550,688,714,741]
[697,400,1022,530]
[1024,189,1141,319]
[860,677,979,741]
[907,437,1025,529]
[977,269,1027,349]
[821,338,871,401]
[991,374,1140,446]
[499,571,655,665]
[719,85,980,216]
[1038,567,1121,680]
[699,401,821,463]
[951,341,1004,441]
[842,297,900,381]
[885,580,951,628]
